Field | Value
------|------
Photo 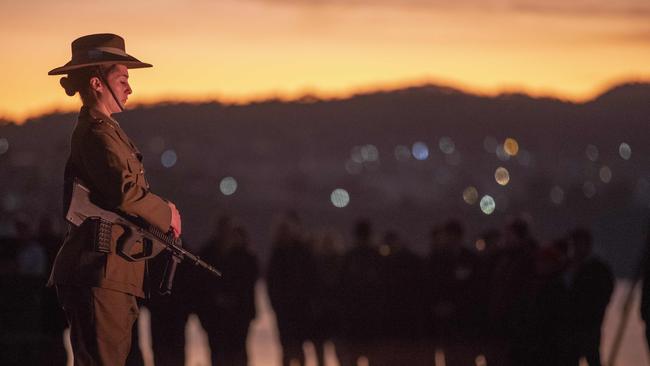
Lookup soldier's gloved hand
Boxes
[168,201,182,238]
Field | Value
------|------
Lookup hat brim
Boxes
[48,51,152,75]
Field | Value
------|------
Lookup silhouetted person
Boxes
[267,212,317,366]
[198,222,259,366]
[486,218,537,366]
[377,230,427,366]
[514,239,570,366]
[37,216,68,366]
[641,227,650,353]
[148,248,192,366]
[561,228,614,366]
[310,230,345,366]
[424,220,479,366]
[337,219,384,366]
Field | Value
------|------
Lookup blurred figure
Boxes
[377,230,427,366]
[14,218,46,276]
[267,211,317,366]
[561,228,614,366]
[424,219,479,366]
[486,218,537,366]
[310,229,345,366]
[37,216,68,366]
[148,245,193,366]
[196,219,259,366]
[514,238,570,366]
[641,226,650,353]
[337,219,384,366]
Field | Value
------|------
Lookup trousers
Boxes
[57,285,139,366]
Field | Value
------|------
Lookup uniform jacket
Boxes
[48,107,171,297]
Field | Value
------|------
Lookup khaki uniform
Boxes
[49,106,171,365]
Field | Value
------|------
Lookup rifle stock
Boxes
[66,179,221,293]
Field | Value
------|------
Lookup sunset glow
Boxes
[1,0,649,121]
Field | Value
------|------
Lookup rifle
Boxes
[65,178,221,295]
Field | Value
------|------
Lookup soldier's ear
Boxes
[89,76,103,93]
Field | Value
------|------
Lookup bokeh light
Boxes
[351,146,363,163]
[550,186,564,205]
[483,136,498,154]
[412,142,429,161]
[463,186,479,205]
[438,137,455,155]
[475,239,486,252]
[496,144,510,161]
[0,138,8,155]
[330,188,350,208]
[475,354,488,366]
[585,145,599,162]
[394,145,411,162]
[583,181,596,198]
[361,144,379,162]
[480,195,496,215]
[619,142,632,160]
[219,176,238,195]
[495,167,510,186]
[599,166,612,183]
[161,149,177,168]
[503,138,519,156]
[345,159,363,175]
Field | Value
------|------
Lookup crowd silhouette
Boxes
[0,211,644,366]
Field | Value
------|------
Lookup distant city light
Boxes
[219,176,238,196]
[394,145,411,162]
[483,136,498,154]
[330,188,350,208]
[345,159,363,175]
[161,149,177,168]
[475,239,486,252]
[476,354,488,366]
[599,166,612,183]
[495,144,510,161]
[480,195,496,215]
[148,136,165,154]
[361,144,379,162]
[583,181,596,198]
[495,167,510,186]
[350,146,364,163]
[585,145,599,162]
[619,142,632,160]
[379,244,391,257]
[438,136,455,154]
[503,138,519,156]
[412,142,429,160]
[550,186,564,205]
[463,186,479,205]
[0,138,8,155]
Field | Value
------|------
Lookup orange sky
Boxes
[1,0,649,122]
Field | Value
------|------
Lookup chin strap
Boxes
[96,66,124,112]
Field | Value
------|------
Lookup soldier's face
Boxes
[104,64,132,113]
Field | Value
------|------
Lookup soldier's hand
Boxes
[168,202,182,238]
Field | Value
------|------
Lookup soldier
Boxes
[47,34,182,365]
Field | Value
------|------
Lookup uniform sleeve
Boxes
[81,125,172,232]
